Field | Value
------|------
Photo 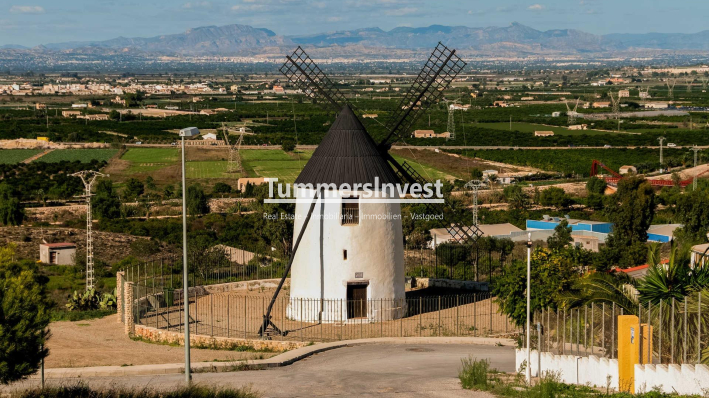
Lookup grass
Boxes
[35,149,118,163]
[12,385,258,398]
[478,122,611,136]
[129,334,282,353]
[186,161,231,179]
[241,149,310,183]
[0,149,42,164]
[391,154,455,181]
[458,357,704,397]
[120,148,179,174]
[50,309,115,322]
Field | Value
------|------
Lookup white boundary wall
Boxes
[515,349,618,390]
[635,364,709,395]
[516,349,709,395]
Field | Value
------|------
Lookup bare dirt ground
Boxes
[647,163,709,181]
[391,147,542,178]
[45,315,277,368]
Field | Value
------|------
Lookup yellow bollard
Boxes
[617,315,639,393]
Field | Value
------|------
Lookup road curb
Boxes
[34,337,515,378]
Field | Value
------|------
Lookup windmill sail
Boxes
[279,46,348,112]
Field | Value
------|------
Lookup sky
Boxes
[1,0,708,47]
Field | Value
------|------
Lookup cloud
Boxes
[231,3,268,11]
[384,7,418,16]
[327,16,342,22]
[182,1,212,9]
[9,5,45,14]
[528,4,544,10]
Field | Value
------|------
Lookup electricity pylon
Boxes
[465,179,486,226]
[222,125,244,173]
[446,100,459,140]
[690,146,702,190]
[667,79,676,99]
[610,91,621,132]
[657,136,666,166]
[565,98,579,125]
[70,170,107,290]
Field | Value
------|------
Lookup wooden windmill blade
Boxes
[379,42,466,149]
[279,46,349,112]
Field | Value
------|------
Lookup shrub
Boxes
[458,357,491,390]
[14,385,258,398]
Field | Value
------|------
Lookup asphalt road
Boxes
[8,343,515,398]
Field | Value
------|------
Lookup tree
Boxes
[675,188,709,241]
[603,177,656,268]
[92,180,121,220]
[0,245,51,384]
[187,184,209,215]
[502,184,530,210]
[145,176,156,191]
[108,109,120,121]
[281,139,296,152]
[212,182,232,194]
[470,168,483,180]
[547,219,573,251]
[539,187,571,209]
[123,178,144,201]
[0,184,24,226]
[493,248,579,327]
[586,176,607,195]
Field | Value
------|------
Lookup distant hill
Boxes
[7,23,709,57]
[42,24,292,55]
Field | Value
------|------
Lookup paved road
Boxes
[8,344,515,398]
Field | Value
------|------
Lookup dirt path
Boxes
[23,149,54,163]
[45,315,276,368]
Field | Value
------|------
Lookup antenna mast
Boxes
[657,136,666,166]
[70,170,107,290]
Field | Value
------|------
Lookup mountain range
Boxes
[5,23,709,57]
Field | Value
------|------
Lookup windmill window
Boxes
[341,196,359,225]
[343,249,348,260]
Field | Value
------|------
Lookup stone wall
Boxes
[134,325,308,352]
[414,277,489,292]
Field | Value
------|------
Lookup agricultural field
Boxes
[35,149,118,163]
[241,149,312,183]
[456,148,690,176]
[0,149,42,164]
[476,122,612,136]
[120,148,179,174]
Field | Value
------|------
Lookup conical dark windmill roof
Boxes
[295,105,400,187]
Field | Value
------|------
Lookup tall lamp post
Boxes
[179,127,199,383]
[526,232,532,383]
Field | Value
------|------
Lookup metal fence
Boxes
[404,243,517,282]
[530,294,708,365]
[130,284,518,342]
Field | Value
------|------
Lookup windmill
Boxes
[222,125,244,173]
[259,43,480,338]
[565,98,580,125]
[70,170,107,290]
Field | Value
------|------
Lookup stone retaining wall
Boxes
[134,325,308,352]
[414,277,489,292]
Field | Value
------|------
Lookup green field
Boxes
[121,148,179,174]
[0,149,42,164]
[121,148,179,163]
[36,149,118,163]
[186,161,230,179]
[391,154,455,181]
[478,122,611,136]
[241,150,312,183]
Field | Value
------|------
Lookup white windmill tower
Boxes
[258,44,479,336]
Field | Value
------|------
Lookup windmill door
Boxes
[347,283,368,319]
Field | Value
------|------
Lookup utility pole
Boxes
[690,146,702,190]
[658,136,666,168]
[70,171,107,290]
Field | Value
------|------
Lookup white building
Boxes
[39,243,76,265]
[202,132,218,140]
[287,105,405,323]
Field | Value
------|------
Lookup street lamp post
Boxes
[526,232,532,384]
[179,127,199,384]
